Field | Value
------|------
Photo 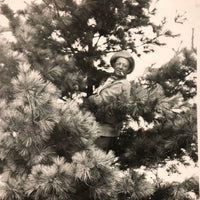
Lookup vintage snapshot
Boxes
[0,0,199,199]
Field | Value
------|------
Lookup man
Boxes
[87,50,135,151]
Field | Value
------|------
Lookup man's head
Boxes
[110,50,135,78]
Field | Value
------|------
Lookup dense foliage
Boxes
[0,0,198,199]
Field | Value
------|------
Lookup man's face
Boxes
[113,57,130,78]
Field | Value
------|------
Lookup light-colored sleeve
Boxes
[88,80,131,106]
[121,80,131,99]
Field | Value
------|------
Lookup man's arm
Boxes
[88,80,130,106]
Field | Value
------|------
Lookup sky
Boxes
[129,0,199,80]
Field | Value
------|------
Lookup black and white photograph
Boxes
[0,0,199,199]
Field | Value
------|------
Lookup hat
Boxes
[110,50,135,74]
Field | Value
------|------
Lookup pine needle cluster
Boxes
[0,1,198,199]
[0,64,155,200]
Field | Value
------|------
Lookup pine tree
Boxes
[0,0,177,97]
[144,48,197,100]
[0,40,19,100]
[0,62,156,200]
[0,0,198,199]
[112,48,198,199]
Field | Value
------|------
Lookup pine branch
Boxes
[26,90,36,135]
[94,34,102,49]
